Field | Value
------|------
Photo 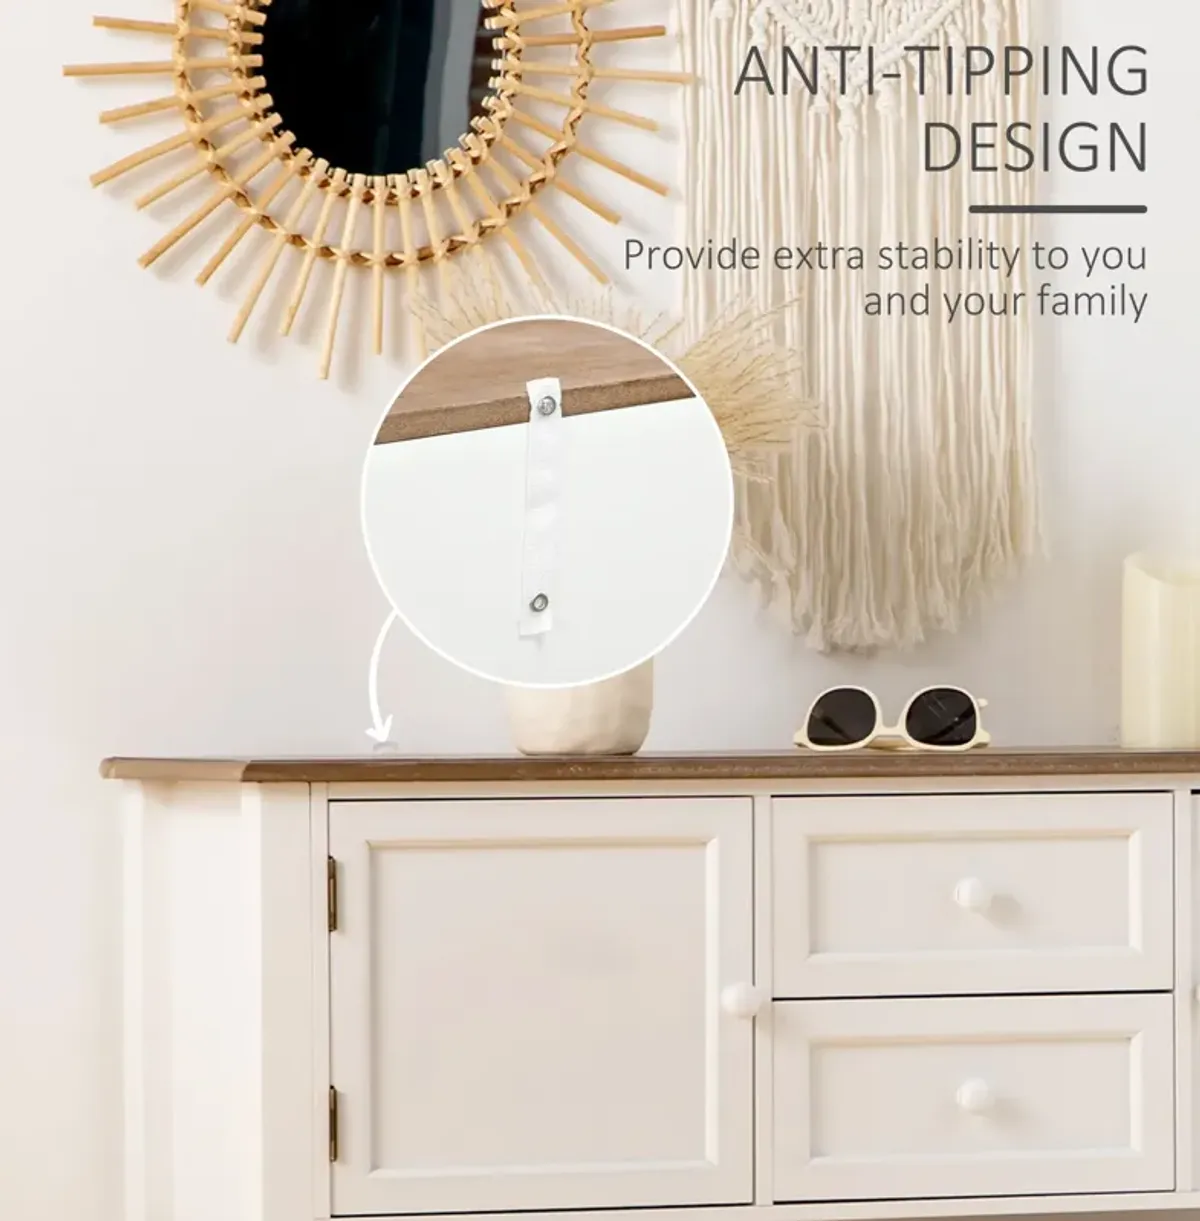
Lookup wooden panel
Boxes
[328,797,754,1215]
[772,792,1174,997]
[772,995,1176,1202]
[100,747,1200,785]
[375,317,691,443]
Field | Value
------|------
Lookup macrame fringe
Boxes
[680,0,1043,653]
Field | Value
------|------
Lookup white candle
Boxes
[1121,552,1200,749]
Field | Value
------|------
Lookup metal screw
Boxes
[536,396,558,417]
[529,593,550,613]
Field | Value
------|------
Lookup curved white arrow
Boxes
[366,609,399,743]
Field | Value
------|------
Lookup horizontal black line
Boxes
[970,204,1148,215]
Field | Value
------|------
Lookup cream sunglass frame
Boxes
[794,685,991,753]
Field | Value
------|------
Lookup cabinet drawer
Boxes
[772,994,1175,1201]
[772,792,1173,997]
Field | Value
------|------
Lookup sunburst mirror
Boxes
[65,0,689,379]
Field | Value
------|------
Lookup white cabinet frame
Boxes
[118,773,1200,1221]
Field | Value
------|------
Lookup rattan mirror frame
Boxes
[65,0,689,378]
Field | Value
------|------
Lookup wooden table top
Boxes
[376,318,691,444]
[101,748,1200,784]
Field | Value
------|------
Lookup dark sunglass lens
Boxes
[905,687,977,747]
[806,688,877,747]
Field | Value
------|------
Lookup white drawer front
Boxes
[772,994,1175,1202]
[772,792,1174,997]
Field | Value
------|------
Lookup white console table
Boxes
[103,749,1200,1221]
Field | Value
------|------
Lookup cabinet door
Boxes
[328,798,755,1217]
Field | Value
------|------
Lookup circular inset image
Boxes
[361,316,733,688]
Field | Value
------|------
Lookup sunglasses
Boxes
[794,685,990,753]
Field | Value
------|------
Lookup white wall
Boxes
[1,1,1196,1218]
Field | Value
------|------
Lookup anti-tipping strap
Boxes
[518,376,563,639]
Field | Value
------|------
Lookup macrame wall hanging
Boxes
[681,0,1042,653]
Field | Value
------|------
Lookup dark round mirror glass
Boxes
[260,0,496,177]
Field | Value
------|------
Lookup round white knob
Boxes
[720,983,765,1019]
[954,877,993,913]
[956,1078,994,1114]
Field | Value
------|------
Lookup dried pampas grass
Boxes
[409,263,820,482]
[675,300,820,476]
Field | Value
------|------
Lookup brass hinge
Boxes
[326,856,338,933]
[328,1086,339,1163]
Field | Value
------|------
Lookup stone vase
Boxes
[505,660,654,756]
